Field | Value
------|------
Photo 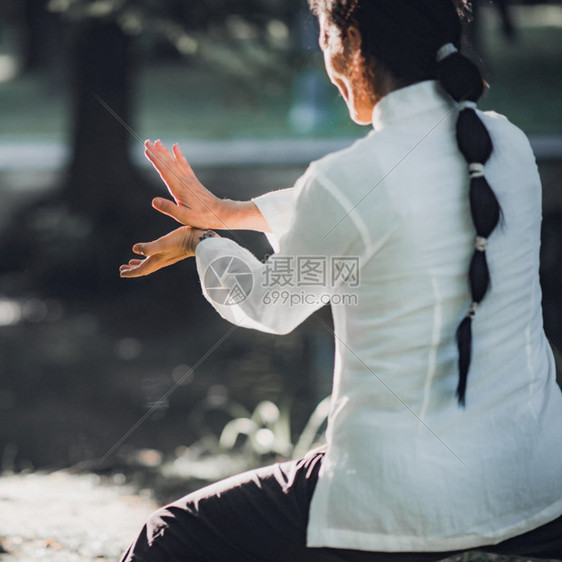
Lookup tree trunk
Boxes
[65,19,135,223]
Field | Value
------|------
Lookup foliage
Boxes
[161,393,330,483]
[47,0,304,86]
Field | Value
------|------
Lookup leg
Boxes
[121,448,562,561]
[120,453,324,562]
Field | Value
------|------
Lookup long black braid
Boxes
[436,44,501,406]
[308,0,502,406]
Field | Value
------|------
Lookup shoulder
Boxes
[306,132,386,200]
[477,110,540,201]
[479,109,535,159]
[311,132,381,173]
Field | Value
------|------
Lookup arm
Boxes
[120,166,365,335]
[120,142,298,278]
[194,167,366,335]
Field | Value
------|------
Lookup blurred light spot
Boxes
[134,448,163,468]
[0,55,19,84]
[176,35,198,55]
[22,299,48,323]
[47,0,72,13]
[119,11,143,36]
[171,364,194,386]
[85,1,116,18]
[255,428,275,452]
[112,473,126,485]
[226,15,257,40]
[115,337,142,360]
[255,401,279,424]
[0,299,22,327]
[207,385,228,407]
[513,5,562,27]
[289,95,328,134]
[267,20,289,42]
[175,445,188,457]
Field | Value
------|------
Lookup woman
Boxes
[119,0,562,560]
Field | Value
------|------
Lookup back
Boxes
[306,81,562,552]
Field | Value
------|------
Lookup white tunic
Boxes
[195,80,562,552]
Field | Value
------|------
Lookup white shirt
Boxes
[195,81,562,552]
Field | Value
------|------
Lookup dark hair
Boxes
[309,0,501,407]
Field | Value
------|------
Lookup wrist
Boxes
[191,228,220,253]
[219,200,270,232]
[217,199,240,230]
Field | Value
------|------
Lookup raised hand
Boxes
[145,140,226,230]
[119,226,208,278]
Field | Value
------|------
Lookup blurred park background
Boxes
[0,0,561,500]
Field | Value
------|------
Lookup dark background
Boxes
[0,0,560,490]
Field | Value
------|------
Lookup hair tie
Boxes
[469,163,485,178]
[436,43,458,62]
[475,236,488,252]
[467,301,479,319]
[458,100,477,111]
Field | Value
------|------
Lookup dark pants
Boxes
[121,453,562,561]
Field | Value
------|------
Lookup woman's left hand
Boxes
[119,226,214,278]
[145,140,227,230]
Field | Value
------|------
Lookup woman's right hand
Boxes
[119,226,217,278]
[145,140,227,230]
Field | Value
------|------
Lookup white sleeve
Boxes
[251,186,299,252]
[195,165,366,335]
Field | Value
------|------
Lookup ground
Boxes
[0,471,156,561]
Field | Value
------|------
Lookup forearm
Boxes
[195,237,324,335]
[218,199,271,233]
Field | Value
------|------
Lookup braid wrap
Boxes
[437,50,501,406]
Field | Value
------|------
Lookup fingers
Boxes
[144,140,199,207]
[119,258,148,278]
[145,139,196,180]
[145,139,171,158]
[152,197,192,225]
[145,140,191,174]
[172,143,194,174]
[119,259,141,275]
[144,140,178,181]
[144,143,177,190]
[132,241,155,256]
[120,256,160,278]
[132,233,170,258]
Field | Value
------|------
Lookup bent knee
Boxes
[144,506,175,543]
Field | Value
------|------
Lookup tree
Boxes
[0,0,302,297]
